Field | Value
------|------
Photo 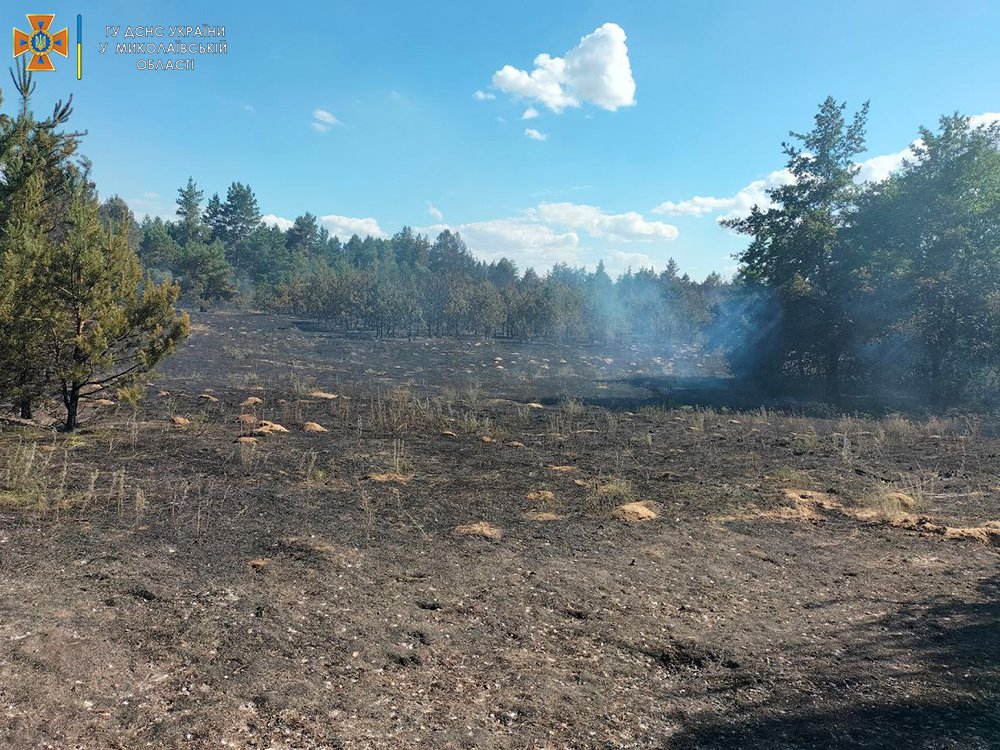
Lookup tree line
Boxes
[132,98,1000,408]
[128,178,725,345]
[3,64,999,419]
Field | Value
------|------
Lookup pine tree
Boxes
[0,59,83,418]
[724,97,869,400]
[204,193,225,240]
[42,189,189,431]
[174,240,236,306]
[175,177,204,245]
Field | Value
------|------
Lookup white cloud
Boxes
[426,201,443,221]
[857,112,1000,183]
[261,213,385,241]
[311,108,341,133]
[416,201,677,272]
[653,113,1000,222]
[522,107,539,120]
[473,90,495,101]
[261,214,294,231]
[320,214,386,240]
[524,127,548,141]
[970,112,1000,129]
[652,169,795,221]
[492,22,636,114]
[531,202,678,242]
[605,250,661,275]
[242,103,255,113]
[856,149,911,183]
[419,219,581,269]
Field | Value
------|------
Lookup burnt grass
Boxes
[0,311,998,749]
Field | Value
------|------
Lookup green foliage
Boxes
[174,176,205,245]
[725,99,1000,406]
[0,67,189,430]
[725,97,870,399]
[41,189,190,430]
[174,240,236,304]
[138,216,181,268]
[850,114,1000,403]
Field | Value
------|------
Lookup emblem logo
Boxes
[13,14,69,71]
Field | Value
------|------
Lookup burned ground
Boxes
[0,311,997,749]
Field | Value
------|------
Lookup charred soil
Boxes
[0,312,997,749]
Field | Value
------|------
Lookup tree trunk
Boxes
[64,384,81,432]
[18,399,32,420]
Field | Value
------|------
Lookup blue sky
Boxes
[5,1,999,278]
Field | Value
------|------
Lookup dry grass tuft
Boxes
[255,420,289,434]
[365,472,412,484]
[308,390,339,400]
[738,487,1000,547]
[171,416,190,427]
[247,558,270,569]
[782,488,841,511]
[526,490,556,503]
[942,522,1000,546]
[526,402,545,410]
[613,500,659,523]
[237,413,257,426]
[241,396,264,407]
[507,441,526,449]
[861,490,919,516]
[441,430,458,438]
[198,394,219,403]
[235,436,258,445]
[480,435,494,443]
[453,521,503,541]
[547,464,578,473]
[524,511,563,521]
[588,477,637,513]
[303,422,328,433]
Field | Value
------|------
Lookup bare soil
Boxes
[1,311,997,749]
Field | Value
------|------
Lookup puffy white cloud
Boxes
[856,149,911,183]
[531,202,678,242]
[426,201,443,221]
[521,106,539,120]
[857,112,1000,183]
[311,109,340,133]
[262,213,385,240]
[970,112,1000,129]
[419,218,582,269]
[652,169,795,221]
[492,22,636,114]
[473,90,495,101]
[524,127,548,141]
[320,214,386,240]
[416,201,676,272]
[654,112,1000,221]
[261,214,294,230]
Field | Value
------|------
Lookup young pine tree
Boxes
[42,189,190,430]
